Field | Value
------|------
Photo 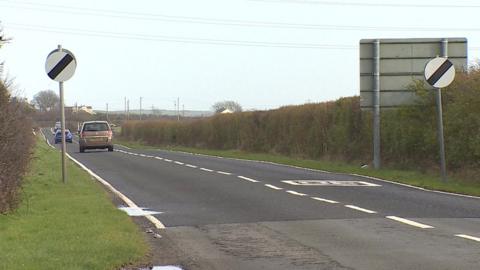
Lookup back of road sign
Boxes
[359,38,467,110]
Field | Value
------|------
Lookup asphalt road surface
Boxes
[43,129,480,270]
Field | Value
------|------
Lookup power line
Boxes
[250,0,480,8]
[9,23,480,51]
[1,0,480,31]
[6,23,356,49]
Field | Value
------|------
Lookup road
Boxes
[43,129,480,270]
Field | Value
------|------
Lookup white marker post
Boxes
[424,46,455,182]
[45,45,77,183]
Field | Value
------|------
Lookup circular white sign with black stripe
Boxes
[45,48,76,82]
[424,57,455,88]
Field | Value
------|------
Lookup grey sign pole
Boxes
[59,83,67,182]
[436,39,448,181]
[45,44,76,184]
[373,40,381,169]
[58,45,67,184]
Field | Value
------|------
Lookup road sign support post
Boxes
[45,44,76,183]
[373,40,381,169]
[58,44,67,183]
[59,79,67,183]
[435,39,448,182]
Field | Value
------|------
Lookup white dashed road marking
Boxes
[345,205,377,214]
[286,190,307,196]
[265,184,283,190]
[311,197,338,204]
[101,141,472,238]
[115,144,131,149]
[386,216,434,229]
[455,234,480,242]
[237,176,260,183]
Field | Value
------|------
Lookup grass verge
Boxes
[115,138,480,197]
[0,137,148,270]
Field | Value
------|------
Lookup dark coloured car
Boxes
[55,129,73,144]
[79,121,113,153]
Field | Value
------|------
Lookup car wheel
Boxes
[108,146,114,152]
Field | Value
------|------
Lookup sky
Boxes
[1,0,479,112]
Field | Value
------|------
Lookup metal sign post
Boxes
[45,45,77,183]
[424,40,456,182]
[373,40,381,169]
[59,77,66,183]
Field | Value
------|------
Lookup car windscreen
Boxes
[83,123,109,132]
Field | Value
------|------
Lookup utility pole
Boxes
[127,99,130,120]
[106,103,109,122]
[177,97,180,121]
[124,96,127,122]
[139,97,142,120]
[75,102,79,132]
[182,104,185,117]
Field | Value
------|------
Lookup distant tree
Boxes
[212,100,243,113]
[32,90,59,112]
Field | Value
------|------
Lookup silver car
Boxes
[79,121,113,153]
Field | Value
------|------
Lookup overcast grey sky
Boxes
[1,0,479,111]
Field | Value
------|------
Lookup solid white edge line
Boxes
[455,234,480,242]
[352,173,480,200]
[286,190,307,196]
[265,184,283,190]
[217,171,232,175]
[41,129,56,149]
[345,204,377,214]
[40,130,165,229]
[237,176,259,183]
[386,216,434,229]
[200,167,213,172]
[311,197,338,204]
[66,152,166,229]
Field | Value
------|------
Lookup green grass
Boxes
[0,137,148,270]
[115,138,480,197]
